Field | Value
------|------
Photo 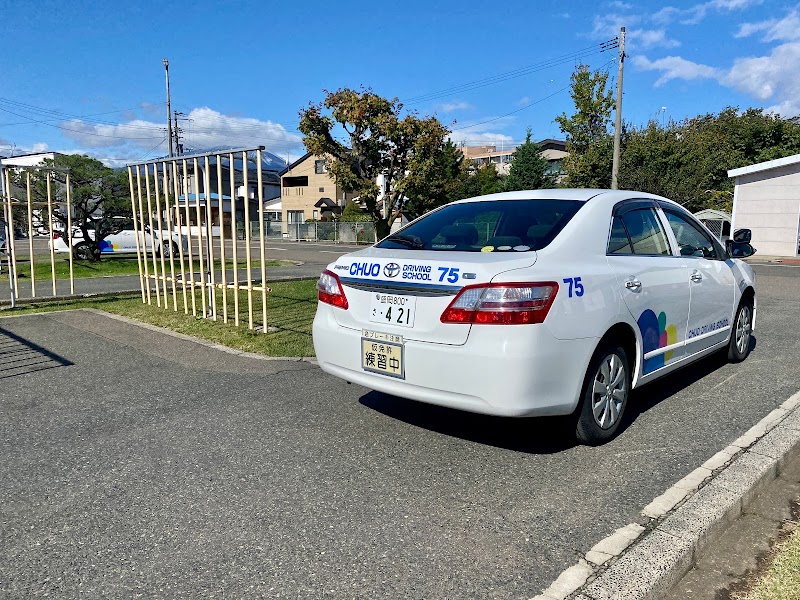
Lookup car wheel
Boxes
[728,298,753,362]
[575,344,630,445]
[73,242,92,261]
[160,241,178,258]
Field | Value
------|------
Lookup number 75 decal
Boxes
[563,276,585,298]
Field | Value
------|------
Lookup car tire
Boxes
[727,298,753,362]
[160,241,178,258]
[73,242,93,261]
[575,343,631,446]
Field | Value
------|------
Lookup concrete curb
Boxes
[530,390,800,600]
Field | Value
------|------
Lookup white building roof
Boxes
[728,153,800,178]
[694,208,731,221]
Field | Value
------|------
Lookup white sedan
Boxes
[312,189,757,444]
[51,222,187,260]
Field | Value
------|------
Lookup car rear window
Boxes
[376,199,584,252]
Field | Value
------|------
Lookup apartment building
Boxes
[461,139,568,177]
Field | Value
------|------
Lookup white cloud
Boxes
[629,28,681,49]
[591,14,679,49]
[635,40,800,118]
[179,107,302,155]
[439,101,473,113]
[517,96,531,106]
[59,107,304,161]
[615,0,762,30]
[735,10,800,41]
[721,42,800,113]
[447,118,515,147]
[632,54,720,86]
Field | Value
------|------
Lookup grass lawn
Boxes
[0,279,319,357]
[739,523,800,600]
[0,256,294,280]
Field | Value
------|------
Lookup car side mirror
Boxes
[726,240,756,258]
[732,228,751,243]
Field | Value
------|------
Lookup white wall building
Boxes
[0,151,59,167]
[728,154,800,257]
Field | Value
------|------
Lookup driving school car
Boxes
[312,189,757,444]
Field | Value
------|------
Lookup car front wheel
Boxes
[73,242,93,261]
[575,344,630,445]
[728,298,753,362]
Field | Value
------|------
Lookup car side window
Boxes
[608,216,633,254]
[619,208,672,256]
[663,210,720,259]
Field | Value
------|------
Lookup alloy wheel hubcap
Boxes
[591,354,627,430]
[736,306,751,354]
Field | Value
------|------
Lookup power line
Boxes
[0,97,167,131]
[0,105,166,140]
[402,39,618,105]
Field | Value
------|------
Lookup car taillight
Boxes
[317,269,349,309]
[52,232,61,239]
[440,282,558,325]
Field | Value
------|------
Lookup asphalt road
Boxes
[0,265,798,599]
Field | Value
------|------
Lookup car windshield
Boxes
[376,199,584,252]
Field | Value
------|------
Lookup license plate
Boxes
[361,330,404,379]
[368,293,416,328]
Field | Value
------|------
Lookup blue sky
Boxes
[0,0,794,167]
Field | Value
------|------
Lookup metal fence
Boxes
[0,160,75,307]
[127,147,272,332]
[700,219,724,240]
[283,221,376,244]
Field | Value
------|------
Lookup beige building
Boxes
[460,139,567,177]
[728,154,800,257]
[280,153,353,225]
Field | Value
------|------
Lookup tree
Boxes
[618,108,800,211]
[11,154,130,261]
[504,128,557,191]
[341,200,371,222]
[555,65,615,188]
[402,140,465,219]
[475,163,504,195]
[298,87,450,238]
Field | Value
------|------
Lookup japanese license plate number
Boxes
[361,330,404,379]
[369,293,416,328]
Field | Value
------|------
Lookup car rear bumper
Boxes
[313,305,598,417]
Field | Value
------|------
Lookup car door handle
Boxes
[690,270,703,283]
[624,278,642,291]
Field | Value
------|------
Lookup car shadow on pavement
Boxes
[360,338,758,453]
[0,326,73,380]
[359,392,578,454]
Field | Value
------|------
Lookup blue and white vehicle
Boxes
[50,222,188,260]
[312,189,757,444]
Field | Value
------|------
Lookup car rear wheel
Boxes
[728,298,753,362]
[575,344,630,445]
[160,241,178,258]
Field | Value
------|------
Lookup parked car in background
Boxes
[50,222,188,260]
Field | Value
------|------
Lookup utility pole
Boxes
[0,157,16,307]
[163,58,174,158]
[611,26,625,190]
[173,110,186,155]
